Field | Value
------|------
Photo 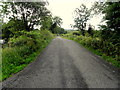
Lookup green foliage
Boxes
[99,25,120,45]
[63,32,120,68]
[2,20,25,41]
[8,35,32,47]
[74,4,91,36]
[73,32,80,36]
[103,2,120,33]
[2,30,53,81]
[92,30,101,38]
[90,2,106,15]
[2,2,51,31]
[50,26,67,34]
[49,16,66,34]
[53,16,63,27]
[98,2,120,44]
[59,28,67,34]
[40,16,53,30]
[91,2,120,44]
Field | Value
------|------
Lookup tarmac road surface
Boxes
[2,37,119,88]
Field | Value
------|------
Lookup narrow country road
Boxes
[2,37,119,88]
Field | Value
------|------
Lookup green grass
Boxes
[2,46,45,81]
[1,30,53,81]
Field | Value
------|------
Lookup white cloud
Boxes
[46,0,103,30]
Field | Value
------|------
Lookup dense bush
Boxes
[2,20,25,41]
[1,30,53,81]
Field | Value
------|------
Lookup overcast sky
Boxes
[1,0,105,30]
[46,0,104,30]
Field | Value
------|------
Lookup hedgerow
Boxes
[63,32,120,68]
[1,30,53,81]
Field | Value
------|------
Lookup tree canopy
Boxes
[2,2,51,31]
[103,2,120,33]
[74,4,91,36]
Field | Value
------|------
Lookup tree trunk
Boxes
[22,13,30,31]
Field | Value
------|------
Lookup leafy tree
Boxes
[2,2,51,31]
[40,16,53,30]
[49,16,63,34]
[49,22,57,33]
[74,4,90,36]
[52,27,66,34]
[96,2,120,44]
[90,2,106,15]
[53,16,63,27]
[103,2,120,34]
[90,1,120,43]
[59,28,67,34]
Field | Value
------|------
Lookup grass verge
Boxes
[80,43,120,68]
[1,30,53,81]
[62,36,120,68]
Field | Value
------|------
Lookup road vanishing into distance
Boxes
[2,37,119,88]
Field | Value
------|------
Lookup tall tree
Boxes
[53,16,63,27]
[74,4,90,36]
[100,2,120,43]
[103,2,120,33]
[2,1,51,31]
[50,16,63,34]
